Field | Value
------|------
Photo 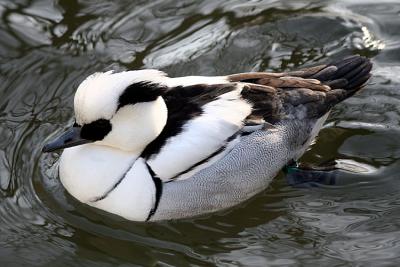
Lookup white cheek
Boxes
[102,97,168,152]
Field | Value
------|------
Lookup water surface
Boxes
[1,0,400,266]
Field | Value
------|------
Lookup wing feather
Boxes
[144,56,372,182]
[145,83,252,181]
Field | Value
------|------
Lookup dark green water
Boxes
[1,0,400,266]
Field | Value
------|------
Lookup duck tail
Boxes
[286,55,373,113]
[304,55,372,99]
[278,55,373,118]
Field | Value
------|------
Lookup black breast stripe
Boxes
[89,159,163,221]
[90,159,135,202]
[168,132,240,180]
[145,162,163,221]
[169,145,227,180]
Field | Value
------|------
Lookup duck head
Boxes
[43,70,168,153]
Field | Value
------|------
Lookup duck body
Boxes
[44,56,372,221]
[151,117,329,221]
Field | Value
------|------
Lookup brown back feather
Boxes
[229,55,372,123]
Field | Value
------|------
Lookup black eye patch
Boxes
[81,119,112,141]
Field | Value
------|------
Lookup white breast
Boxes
[90,158,156,221]
[59,145,156,220]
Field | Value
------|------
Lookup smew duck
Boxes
[43,55,372,221]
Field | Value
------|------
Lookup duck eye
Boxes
[80,119,112,141]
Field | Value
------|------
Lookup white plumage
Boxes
[43,55,372,221]
[147,84,252,180]
[74,70,167,124]
[91,158,156,221]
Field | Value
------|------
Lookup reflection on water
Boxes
[1,0,400,266]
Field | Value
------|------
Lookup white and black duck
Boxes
[43,55,372,221]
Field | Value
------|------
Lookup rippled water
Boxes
[1,0,400,266]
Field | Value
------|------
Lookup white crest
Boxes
[72,69,169,152]
[74,69,168,125]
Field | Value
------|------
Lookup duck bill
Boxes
[42,127,92,153]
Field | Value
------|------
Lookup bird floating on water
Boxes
[43,55,372,221]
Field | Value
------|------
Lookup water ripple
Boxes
[1,0,400,266]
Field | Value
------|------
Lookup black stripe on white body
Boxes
[169,134,242,181]
[145,83,253,181]
[54,56,372,222]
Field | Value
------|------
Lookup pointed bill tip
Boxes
[42,127,92,153]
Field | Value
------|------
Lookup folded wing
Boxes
[143,55,372,182]
[143,83,253,181]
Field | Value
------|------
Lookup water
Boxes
[1,0,400,266]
